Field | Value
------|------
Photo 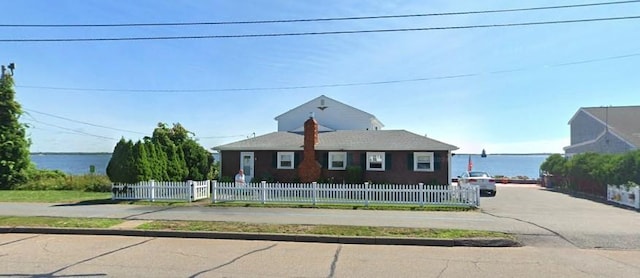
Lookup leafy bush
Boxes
[17,168,111,192]
[540,154,567,176]
[541,150,640,194]
[219,176,233,183]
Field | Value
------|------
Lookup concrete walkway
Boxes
[0,202,519,247]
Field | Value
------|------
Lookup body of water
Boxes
[31,153,112,175]
[30,153,549,179]
[451,154,549,179]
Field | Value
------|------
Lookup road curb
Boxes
[0,227,520,247]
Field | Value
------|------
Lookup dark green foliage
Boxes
[106,139,136,183]
[132,141,152,181]
[539,154,567,176]
[17,168,111,192]
[541,150,640,192]
[106,123,213,183]
[182,139,213,180]
[613,151,640,185]
[0,75,31,189]
[143,140,168,181]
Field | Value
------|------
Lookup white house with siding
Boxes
[275,95,384,132]
[564,106,640,156]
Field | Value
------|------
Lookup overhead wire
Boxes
[25,119,116,140]
[2,0,638,28]
[24,108,147,135]
[22,108,251,140]
[15,51,640,93]
[1,15,639,42]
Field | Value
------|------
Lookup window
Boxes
[366,152,385,171]
[277,152,294,169]
[414,152,434,172]
[328,152,346,170]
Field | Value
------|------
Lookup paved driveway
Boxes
[481,184,640,249]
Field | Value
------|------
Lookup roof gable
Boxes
[274,95,384,127]
[576,106,640,148]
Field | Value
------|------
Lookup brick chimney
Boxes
[298,114,321,182]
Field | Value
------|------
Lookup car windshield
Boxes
[469,172,490,177]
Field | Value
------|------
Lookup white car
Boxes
[458,171,497,197]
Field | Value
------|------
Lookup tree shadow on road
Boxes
[52,199,127,206]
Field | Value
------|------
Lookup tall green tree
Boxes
[132,140,152,182]
[106,138,136,183]
[182,139,213,180]
[107,123,213,183]
[0,75,31,189]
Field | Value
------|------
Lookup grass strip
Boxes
[138,220,511,239]
[0,216,123,228]
[0,190,111,203]
[0,216,511,240]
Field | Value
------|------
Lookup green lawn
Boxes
[0,190,111,203]
[139,220,511,239]
[0,216,512,240]
[0,216,123,228]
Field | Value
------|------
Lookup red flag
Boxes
[467,155,473,171]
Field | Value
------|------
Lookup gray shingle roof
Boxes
[214,130,458,151]
[582,106,640,148]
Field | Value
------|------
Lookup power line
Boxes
[2,1,638,28]
[23,107,251,140]
[25,119,116,140]
[24,108,147,135]
[1,15,639,43]
[16,51,640,93]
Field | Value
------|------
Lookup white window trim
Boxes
[277,152,294,169]
[328,151,347,170]
[414,152,434,172]
[366,152,385,171]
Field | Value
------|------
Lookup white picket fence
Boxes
[112,180,211,202]
[212,181,480,207]
[607,184,640,209]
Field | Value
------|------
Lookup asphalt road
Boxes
[2,233,640,277]
[2,184,640,277]
[480,185,640,249]
[1,184,639,249]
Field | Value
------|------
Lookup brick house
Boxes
[214,96,458,184]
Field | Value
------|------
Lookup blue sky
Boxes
[3,0,639,154]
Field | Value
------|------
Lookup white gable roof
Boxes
[274,95,384,132]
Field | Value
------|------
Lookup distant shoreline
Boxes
[30,152,112,155]
[454,153,556,156]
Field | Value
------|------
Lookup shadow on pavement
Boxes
[52,198,121,206]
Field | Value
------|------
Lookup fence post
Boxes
[365,182,370,207]
[211,180,218,203]
[475,185,480,207]
[312,182,317,206]
[261,181,267,204]
[188,180,194,202]
[635,186,640,209]
[419,183,424,206]
[151,180,156,202]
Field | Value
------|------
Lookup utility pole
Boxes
[1,62,16,79]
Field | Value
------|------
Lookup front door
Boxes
[240,152,254,184]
